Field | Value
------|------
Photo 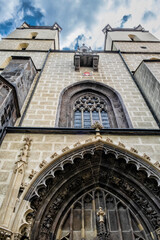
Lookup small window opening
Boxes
[140,46,147,49]
[128,34,140,41]
[17,43,29,50]
[30,32,38,39]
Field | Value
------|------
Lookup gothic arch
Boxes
[18,139,160,240]
[56,80,133,128]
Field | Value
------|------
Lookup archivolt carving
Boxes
[20,140,160,240]
[26,140,160,200]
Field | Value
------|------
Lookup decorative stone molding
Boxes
[118,142,125,148]
[130,147,138,154]
[143,153,151,161]
[156,227,160,240]
[0,138,32,228]
[51,152,58,159]
[16,138,32,172]
[39,160,47,169]
[85,138,92,143]
[0,228,12,240]
[26,136,160,189]
[73,141,81,147]
[29,169,37,179]
[154,161,160,169]
[62,146,70,152]
[105,137,113,143]
[13,233,21,240]
[91,121,103,131]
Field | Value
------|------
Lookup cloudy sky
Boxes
[0,0,160,50]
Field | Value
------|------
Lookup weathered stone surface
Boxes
[0,56,37,128]
[134,60,160,123]
[0,80,17,128]
[1,56,37,109]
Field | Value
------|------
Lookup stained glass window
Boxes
[74,94,110,128]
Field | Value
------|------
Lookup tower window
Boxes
[74,94,110,128]
[30,32,38,39]
[17,43,29,50]
[128,34,140,41]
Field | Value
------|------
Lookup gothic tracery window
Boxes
[59,188,146,240]
[57,81,133,128]
[74,94,110,128]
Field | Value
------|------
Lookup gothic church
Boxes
[0,22,159,240]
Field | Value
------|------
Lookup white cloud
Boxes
[60,0,160,49]
[0,0,160,49]
[0,0,20,22]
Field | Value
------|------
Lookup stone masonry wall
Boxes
[122,53,160,72]
[0,51,48,69]
[0,39,54,51]
[113,42,160,52]
[21,52,158,128]
[6,29,57,40]
[134,61,160,122]
[0,132,159,208]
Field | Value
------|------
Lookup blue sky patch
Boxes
[120,14,132,28]
[142,11,156,22]
[0,0,160,49]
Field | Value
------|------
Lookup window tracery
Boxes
[59,188,146,240]
[74,94,110,128]
[57,81,133,129]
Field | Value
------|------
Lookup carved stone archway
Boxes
[22,142,160,240]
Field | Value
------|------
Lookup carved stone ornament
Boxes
[15,137,32,172]
[91,121,103,131]
[96,207,111,240]
[24,142,160,240]
[74,44,99,71]
[0,228,12,240]
[156,227,160,240]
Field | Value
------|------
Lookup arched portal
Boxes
[23,142,160,240]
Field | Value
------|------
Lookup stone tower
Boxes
[0,22,159,240]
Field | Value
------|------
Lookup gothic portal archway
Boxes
[24,142,160,240]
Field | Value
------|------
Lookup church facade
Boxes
[0,22,159,240]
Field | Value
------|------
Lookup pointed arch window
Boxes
[74,94,110,128]
[57,81,132,129]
